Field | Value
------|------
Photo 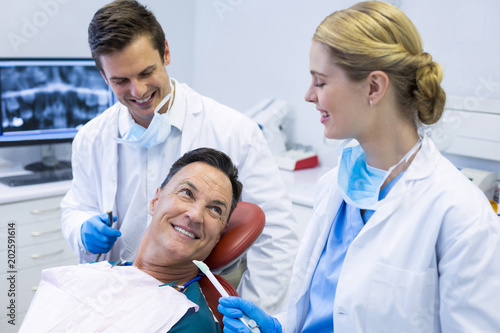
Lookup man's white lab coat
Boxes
[279,135,500,332]
[60,80,298,314]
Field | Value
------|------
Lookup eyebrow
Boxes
[108,64,157,81]
[310,70,328,78]
[181,181,228,211]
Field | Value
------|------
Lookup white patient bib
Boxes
[19,262,198,333]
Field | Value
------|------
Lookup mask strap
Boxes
[336,138,354,156]
[386,138,423,174]
[154,79,175,114]
[403,137,423,163]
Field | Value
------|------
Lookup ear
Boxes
[367,70,389,106]
[149,187,162,216]
[163,39,171,66]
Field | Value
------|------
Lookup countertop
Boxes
[279,166,331,208]
[0,167,72,204]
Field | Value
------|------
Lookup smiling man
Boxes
[60,0,298,315]
[21,148,242,332]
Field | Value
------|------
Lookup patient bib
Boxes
[19,262,198,333]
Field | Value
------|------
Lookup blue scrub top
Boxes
[302,172,404,332]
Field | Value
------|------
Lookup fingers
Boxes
[95,223,121,238]
[222,317,252,333]
[218,303,244,318]
[81,214,121,254]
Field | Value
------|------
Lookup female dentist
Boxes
[218,1,500,332]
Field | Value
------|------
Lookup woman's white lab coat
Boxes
[280,135,500,332]
[60,80,298,314]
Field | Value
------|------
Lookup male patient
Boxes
[20,148,243,333]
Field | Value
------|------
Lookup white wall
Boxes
[0,0,196,82]
[191,0,500,175]
[1,0,499,177]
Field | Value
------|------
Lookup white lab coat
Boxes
[278,135,500,332]
[60,80,298,314]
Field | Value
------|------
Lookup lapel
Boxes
[292,177,344,327]
[177,82,203,155]
[100,107,120,213]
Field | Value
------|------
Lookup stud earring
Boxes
[369,99,373,107]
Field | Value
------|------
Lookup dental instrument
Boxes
[96,210,114,261]
[193,260,260,332]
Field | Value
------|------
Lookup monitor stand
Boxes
[24,144,72,172]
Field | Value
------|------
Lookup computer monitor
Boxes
[0,58,114,171]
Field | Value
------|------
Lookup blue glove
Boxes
[218,296,282,333]
[81,213,120,254]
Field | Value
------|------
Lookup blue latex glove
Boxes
[81,213,120,254]
[218,296,282,333]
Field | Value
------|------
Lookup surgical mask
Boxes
[114,80,174,148]
[337,138,422,210]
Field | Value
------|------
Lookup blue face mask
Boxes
[114,80,174,148]
[337,139,421,210]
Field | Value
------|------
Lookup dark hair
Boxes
[161,148,243,220]
[88,0,166,72]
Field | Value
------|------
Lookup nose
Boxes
[129,78,148,98]
[304,84,317,104]
[185,202,204,224]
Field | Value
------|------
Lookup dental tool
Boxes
[96,211,114,262]
[192,260,260,332]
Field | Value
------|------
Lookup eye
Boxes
[113,79,127,86]
[180,188,193,198]
[315,82,325,88]
[140,70,153,78]
[210,206,223,215]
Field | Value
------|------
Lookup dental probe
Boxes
[192,260,260,332]
[95,210,114,262]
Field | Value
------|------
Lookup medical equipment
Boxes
[95,210,115,261]
[245,99,288,155]
[193,260,260,333]
[460,167,498,200]
[274,145,319,171]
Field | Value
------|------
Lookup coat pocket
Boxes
[365,263,439,333]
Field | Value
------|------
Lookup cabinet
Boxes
[1,195,78,332]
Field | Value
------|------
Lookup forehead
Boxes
[165,162,232,199]
[309,41,336,69]
[99,36,160,75]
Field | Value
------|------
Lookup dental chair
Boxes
[199,201,266,329]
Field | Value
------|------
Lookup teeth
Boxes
[174,226,196,239]
[136,95,152,103]
[322,112,329,117]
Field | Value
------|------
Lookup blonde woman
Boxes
[219,1,500,332]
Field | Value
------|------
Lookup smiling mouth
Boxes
[174,226,198,239]
[133,92,154,104]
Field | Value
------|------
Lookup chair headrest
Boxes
[204,202,265,270]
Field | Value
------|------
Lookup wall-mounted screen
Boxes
[0,58,113,147]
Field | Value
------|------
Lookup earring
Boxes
[369,99,373,107]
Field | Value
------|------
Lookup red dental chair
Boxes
[199,201,266,329]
